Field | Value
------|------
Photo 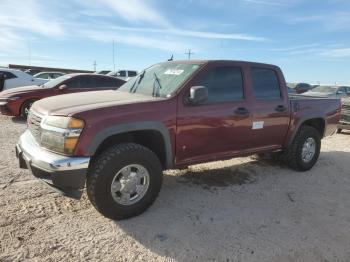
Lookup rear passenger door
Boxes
[248,67,290,149]
[176,64,252,165]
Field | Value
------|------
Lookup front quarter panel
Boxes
[73,98,177,167]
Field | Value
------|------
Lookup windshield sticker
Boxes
[164,69,184,75]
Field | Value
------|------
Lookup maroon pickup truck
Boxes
[16,60,341,219]
[0,73,125,117]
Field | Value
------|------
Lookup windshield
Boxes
[310,86,337,93]
[118,63,201,97]
[42,75,72,88]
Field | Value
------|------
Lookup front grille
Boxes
[27,110,43,142]
[341,114,350,123]
[343,104,350,111]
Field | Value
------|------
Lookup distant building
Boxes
[8,64,93,75]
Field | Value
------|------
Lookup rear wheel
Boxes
[86,143,163,220]
[21,100,35,118]
[284,126,321,171]
[337,128,342,134]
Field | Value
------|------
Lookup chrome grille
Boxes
[343,104,350,111]
[27,110,43,142]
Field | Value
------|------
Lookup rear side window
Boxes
[196,66,244,103]
[251,68,281,99]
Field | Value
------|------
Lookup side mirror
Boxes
[187,86,208,105]
[58,84,68,90]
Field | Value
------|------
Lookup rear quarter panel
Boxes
[284,97,341,147]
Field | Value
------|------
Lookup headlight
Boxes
[40,116,85,155]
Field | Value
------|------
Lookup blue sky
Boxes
[0,0,350,83]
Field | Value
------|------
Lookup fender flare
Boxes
[287,115,326,146]
[87,121,174,168]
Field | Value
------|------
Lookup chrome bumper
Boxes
[18,130,90,172]
[16,130,90,198]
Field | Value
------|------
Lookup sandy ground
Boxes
[0,115,350,262]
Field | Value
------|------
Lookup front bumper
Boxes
[16,130,90,199]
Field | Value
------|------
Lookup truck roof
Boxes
[164,59,280,69]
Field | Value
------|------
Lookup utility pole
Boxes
[185,49,194,60]
[113,40,115,72]
[28,38,31,65]
[93,60,97,72]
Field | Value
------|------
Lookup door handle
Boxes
[234,107,249,115]
[275,105,286,112]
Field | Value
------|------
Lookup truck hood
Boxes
[32,90,157,116]
[0,85,45,98]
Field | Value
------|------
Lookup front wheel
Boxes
[86,143,163,220]
[21,100,35,118]
[284,126,321,171]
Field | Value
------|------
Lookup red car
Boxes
[16,60,340,219]
[0,73,125,117]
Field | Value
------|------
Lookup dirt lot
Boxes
[0,115,350,262]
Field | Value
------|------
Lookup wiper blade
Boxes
[130,70,146,93]
[152,72,162,97]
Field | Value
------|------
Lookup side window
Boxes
[65,76,86,88]
[0,71,17,80]
[95,77,114,88]
[128,71,137,77]
[338,87,346,93]
[118,70,126,77]
[196,66,244,103]
[251,68,281,99]
[39,73,50,79]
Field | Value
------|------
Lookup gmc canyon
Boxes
[16,60,341,219]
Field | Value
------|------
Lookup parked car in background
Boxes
[25,69,42,75]
[294,83,315,94]
[0,73,125,117]
[34,72,65,80]
[108,70,138,81]
[338,97,350,133]
[0,69,48,91]
[97,70,112,75]
[16,60,341,219]
[287,86,296,94]
[303,85,350,98]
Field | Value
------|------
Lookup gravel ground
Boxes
[0,115,350,262]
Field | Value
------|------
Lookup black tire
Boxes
[337,128,342,134]
[21,100,35,118]
[283,126,321,171]
[86,143,163,220]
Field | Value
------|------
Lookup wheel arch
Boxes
[87,121,173,169]
[287,116,325,146]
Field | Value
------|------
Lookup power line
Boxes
[185,49,194,60]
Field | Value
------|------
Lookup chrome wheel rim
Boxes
[301,137,316,163]
[24,102,33,116]
[110,164,150,205]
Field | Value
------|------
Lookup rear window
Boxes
[251,68,281,99]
